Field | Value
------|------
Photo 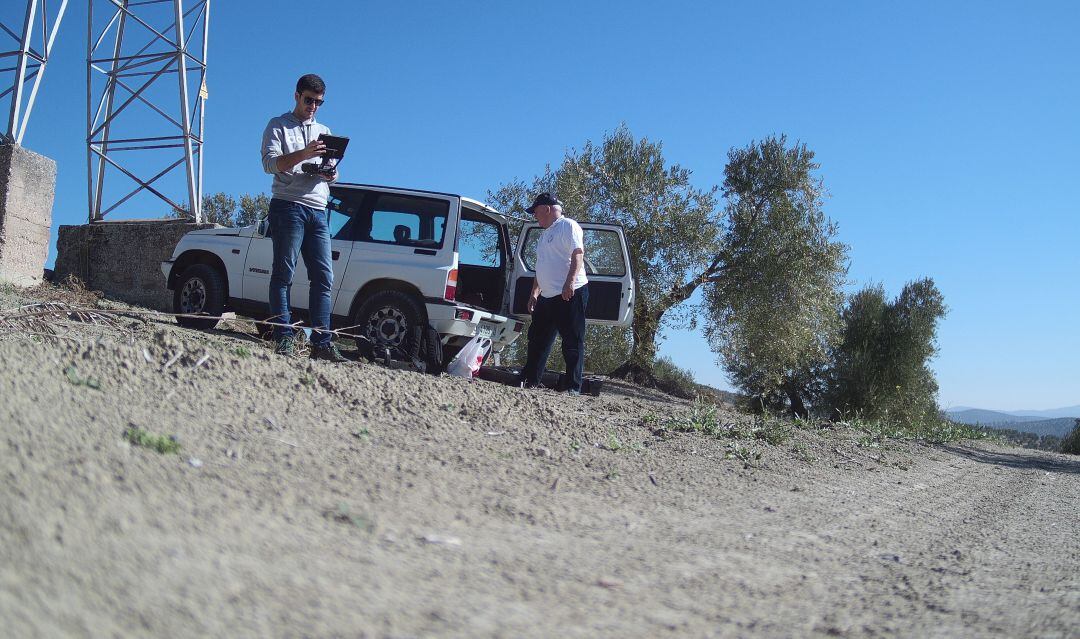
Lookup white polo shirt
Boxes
[535,216,588,298]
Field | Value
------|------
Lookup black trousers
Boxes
[522,284,589,392]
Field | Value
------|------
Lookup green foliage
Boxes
[64,365,101,390]
[971,425,1061,452]
[123,426,181,454]
[645,399,792,445]
[702,136,848,417]
[172,192,271,227]
[846,415,986,446]
[826,279,947,426]
[652,355,697,399]
[1061,420,1080,455]
[326,503,374,531]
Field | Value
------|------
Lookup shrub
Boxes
[1062,420,1080,455]
[652,355,697,399]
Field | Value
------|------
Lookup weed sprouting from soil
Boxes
[234,345,253,358]
[64,366,101,390]
[123,425,181,454]
[646,399,793,447]
[326,503,374,531]
[843,415,988,446]
[607,432,623,452]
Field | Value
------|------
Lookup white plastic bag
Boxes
[447,336,491,378]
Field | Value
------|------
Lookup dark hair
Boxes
[295,74,325,95]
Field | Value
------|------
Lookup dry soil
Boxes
[1,284,1077,638]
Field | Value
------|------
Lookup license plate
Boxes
[477,321,496,338]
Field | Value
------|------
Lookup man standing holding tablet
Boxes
[520,193,590,395]
[260,73,347,362]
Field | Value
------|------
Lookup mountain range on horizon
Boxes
[944,405,1080,419]
[944,406,1079,438]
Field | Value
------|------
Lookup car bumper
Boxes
[425,302,523,352]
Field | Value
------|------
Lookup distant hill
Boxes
[1007,405,1080,419]
[945,408,1043,426]
[1010,417,1079,438]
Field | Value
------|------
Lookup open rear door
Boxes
[508,222,634,327]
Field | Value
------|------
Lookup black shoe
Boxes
[310,343,348,363]
[274,336,295,356]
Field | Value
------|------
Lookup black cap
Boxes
[526,192,562,214]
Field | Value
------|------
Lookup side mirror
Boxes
[257,217,269,237]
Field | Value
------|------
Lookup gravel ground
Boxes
[1,283,1077,638]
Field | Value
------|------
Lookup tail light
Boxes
[444,268,458,301]
[455,308,474,321]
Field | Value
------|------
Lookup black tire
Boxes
[173,263,225,330]
[353,290,425,361]
[421,324,445,374]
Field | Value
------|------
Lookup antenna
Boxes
[86,0,210,222]
[1,1,69,145]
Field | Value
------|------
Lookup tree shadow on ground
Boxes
[937,444,1080,475]
[602,378,684,403]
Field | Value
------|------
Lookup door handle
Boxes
[414,248,437,256]
[231,249,240,254]
[332,250,340,260]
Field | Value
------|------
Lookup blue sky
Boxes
[9,1,1078,410]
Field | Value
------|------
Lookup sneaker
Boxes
[274,336,295,356]
[567,389,581,397]
[310,342,348,363]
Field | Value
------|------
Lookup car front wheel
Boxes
[353,290,424,361]
[173,263,225,330]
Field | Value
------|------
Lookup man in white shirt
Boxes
[520,193,590,395]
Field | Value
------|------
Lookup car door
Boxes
[240,203,355,313]
[507,222,634,327]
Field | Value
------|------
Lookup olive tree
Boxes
[173,192,271,227]
[825,278,947,425]
[702,137,848,416]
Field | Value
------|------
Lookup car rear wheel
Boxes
[174,263,225,330]
[353,290,424,361]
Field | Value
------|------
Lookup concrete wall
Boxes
[0,144,56,286]
[54,219,216,312]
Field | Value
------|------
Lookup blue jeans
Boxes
[522,284,589,392]
[268,198,333,347]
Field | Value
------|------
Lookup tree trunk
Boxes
[783,377,809,419]
[609,312,660,385]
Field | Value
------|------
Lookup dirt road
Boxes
[1,287,1077,637]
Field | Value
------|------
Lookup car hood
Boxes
[184,226,244,237]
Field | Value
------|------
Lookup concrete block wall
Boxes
[0,144,57,286]
[54,219,216,312]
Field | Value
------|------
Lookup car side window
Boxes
[328,202,350,239]
[365,194,449,248]
[458,217,503,268]
[327,191,366,241]
[521,226,625,276]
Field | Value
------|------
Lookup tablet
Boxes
[318,134,349,160]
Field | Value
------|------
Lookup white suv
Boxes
[162,183,635,364]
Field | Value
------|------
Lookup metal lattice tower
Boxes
[1,1,69,145]
[87,0,209,222]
